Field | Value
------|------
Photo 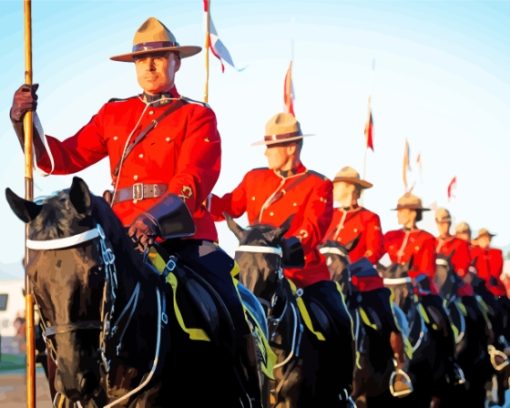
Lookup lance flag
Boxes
[284,61,295,116]
[402,138,411,192]
[364,103,374,151]
[204,0,239,72]
[447,176,457,200]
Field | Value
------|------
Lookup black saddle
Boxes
[148,247,236,350]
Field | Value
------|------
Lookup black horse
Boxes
[319,240,411,407]
[226,215,354,407]
[434,254,493,407]
[379,262,452,408]
[6,177,249,407]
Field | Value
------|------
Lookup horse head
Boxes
[225,213,292,305]
[318,237,360,299]
[6,177,143,402]
[434,253,460,300]
[379,259,414,312]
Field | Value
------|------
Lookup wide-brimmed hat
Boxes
[435,207,451,223]
[252,112,313,146]
[455,221,471,234]
[332,166,373,189]
[475,227,496,240]
[391,193,430,211]
[110,17,201,62]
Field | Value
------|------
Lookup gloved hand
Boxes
[10,84,39,122]
[128,212,160,252]
[281,236,305,268]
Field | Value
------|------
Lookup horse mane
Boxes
[29,190,88,240]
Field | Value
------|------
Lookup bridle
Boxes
[26,224,118,368]
[235,243,302,371]
[26,223,166,407]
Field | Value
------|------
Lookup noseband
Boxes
[26,224,118,339]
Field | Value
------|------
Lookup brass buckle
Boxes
[132,183,144,201]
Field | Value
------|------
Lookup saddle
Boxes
[147,246,235,349]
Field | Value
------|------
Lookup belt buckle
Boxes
[133,183,144,201]
[153,184,161,198]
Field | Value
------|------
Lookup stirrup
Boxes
[450,363,466,385]
[338,388,357,407]
[389,368,414,398]
[488,345,510,371]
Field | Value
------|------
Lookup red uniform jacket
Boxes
[471,246,507,297]
[33,87,219,241]
[436,235,474,296]
[384,228,438,294]
[210,164,332,287]
[323,206,384,264]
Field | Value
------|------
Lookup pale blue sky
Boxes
[1,0,510,269]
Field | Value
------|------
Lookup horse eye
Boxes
[90,265,102,276]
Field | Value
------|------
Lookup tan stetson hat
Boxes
[435,207,451,223]
[110,17,201,62]
[475,227,496,240]
[391,193,430,211]
[455,221,471,234]
[332,166,372,189]
[252,112,313,146]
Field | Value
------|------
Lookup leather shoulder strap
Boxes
[113,99,187,176]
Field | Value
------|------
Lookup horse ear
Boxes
[5,188,42,223]
[274,215,294,239]
[346,234,361,252]
[406,255,414,272]
[224,212,245,241]
[69,177,92,214]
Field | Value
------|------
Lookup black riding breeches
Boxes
[420,294,456,354]
[302,280,355,387]
[358,287,400,333]
[161,239,250,339]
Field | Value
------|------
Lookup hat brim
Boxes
[391,205,430,211]
[110,45,202,62]
[251,134,314,146]
[332,177,373,189]
[475,232,496,240]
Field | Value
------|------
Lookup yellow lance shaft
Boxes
[23,1,36,407]
[203,0,211,103]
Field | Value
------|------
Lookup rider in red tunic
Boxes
[322,166,413,396]
[210,112,354,401]
[471,228,507,297]
[384,193,465,385]
[10,17,260,405]
[323,166,384,265]
[470,228,510,358]
[434,208,474,297]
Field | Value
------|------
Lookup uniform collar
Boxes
[140,86,181,107]
[275,163,306,179]
[340,204,360,212]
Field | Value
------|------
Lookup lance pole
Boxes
[23,1,36,406]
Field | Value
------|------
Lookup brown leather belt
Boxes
[113,183,167,203]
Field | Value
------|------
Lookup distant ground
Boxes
[0,368,52,408]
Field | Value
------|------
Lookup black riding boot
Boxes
[422,294,465,386]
